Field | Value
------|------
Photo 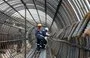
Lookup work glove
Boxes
[44,37,48,41]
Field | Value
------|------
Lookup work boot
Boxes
[37,44,40,51]
[42,44,46,49]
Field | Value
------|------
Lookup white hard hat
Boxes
[45,27,49,31]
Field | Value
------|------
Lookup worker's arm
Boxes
[83,28,90,37]
[46,32,50,36]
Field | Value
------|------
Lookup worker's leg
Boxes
[36,38,40,51]
[41,38,47,49]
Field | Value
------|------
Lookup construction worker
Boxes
[41,27,50,49]
[83,28,90,37]
[35,24,44,51]
[82,22,90,49]
[83,21,90,37]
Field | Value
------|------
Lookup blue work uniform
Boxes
[35,29,44,44]
[42,29,48,44]
[35,29,44,50]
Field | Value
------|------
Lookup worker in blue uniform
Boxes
[35,24,44,51]
[41,27,50,49]
[35,24,50,50]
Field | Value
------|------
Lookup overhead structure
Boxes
[0,0,90,58]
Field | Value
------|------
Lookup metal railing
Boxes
[0,32,33,58]
[49,12,90,58]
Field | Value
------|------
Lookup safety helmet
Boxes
[37,23,42,26]
[45,27,49,31]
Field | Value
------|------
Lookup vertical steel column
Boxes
[45,0,47,26]
[24,4,27,58]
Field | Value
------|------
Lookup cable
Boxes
[49,0,62,30]
[0,10,25,26]
[20,0,38,25]
[32,0,42,24]
[3,0,35,26]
